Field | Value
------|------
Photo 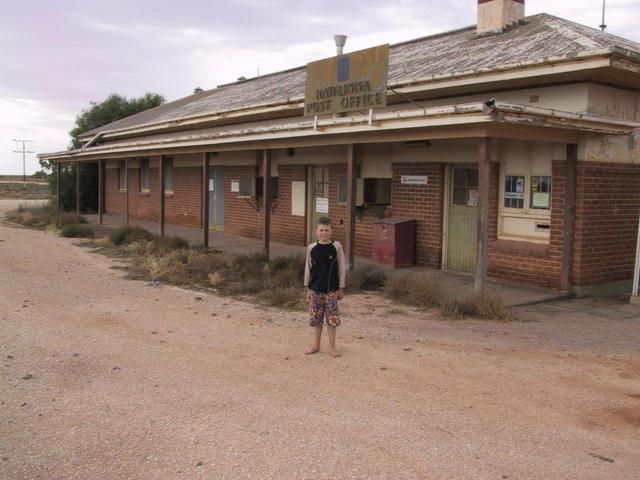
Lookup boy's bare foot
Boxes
[305,347,320,355]
[328,349,341,358]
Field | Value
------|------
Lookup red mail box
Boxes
[372,218,416,268]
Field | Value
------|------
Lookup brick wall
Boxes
[391,163,445,268]
[573,162,640,286]
[105,164,202,229]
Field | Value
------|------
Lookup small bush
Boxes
[59,223,94,238]
[223,278,263,296]
[6,205,56,228]
[109,226,154,246]
[440,292,515,321]
[384,271,442,308]
[347,264,387,291]
[262,287,305,309]
[134,248,227,286]
[60,212,87,225]
[150,235,189,254]
[232,252,269,280]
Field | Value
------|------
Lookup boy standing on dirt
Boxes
[303,216,346,358]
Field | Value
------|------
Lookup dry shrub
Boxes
[440,291,515,321]
[6,205,60,228]
[59,223,94,238]
[262,287,306,309]
[222,278,263,295]
[347,264,387,292]
[384,271,442,308]
[134,248,227,286]
[109,226,154,246]
[232,252,269,280]
[60,212,87,225]
[150,235,189,254]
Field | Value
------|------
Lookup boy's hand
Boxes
[338,288,345,300]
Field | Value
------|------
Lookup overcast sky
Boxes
[1,0,638,175]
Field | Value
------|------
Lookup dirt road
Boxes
[1,220,639,479]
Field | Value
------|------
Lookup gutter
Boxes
[40,100,639,162]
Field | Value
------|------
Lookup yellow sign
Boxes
[304,44,389,116]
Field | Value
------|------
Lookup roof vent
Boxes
[477,0,525,35]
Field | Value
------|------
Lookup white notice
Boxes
[316,197,329,214]
[291,181,305,217]
[209,179,214,191]
[401,175,428,185]
[231,181,240,193]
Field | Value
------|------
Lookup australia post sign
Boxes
[304,44,389,116]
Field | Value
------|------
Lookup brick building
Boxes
[40,0,640,296]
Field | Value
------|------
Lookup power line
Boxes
[12,139,35,183]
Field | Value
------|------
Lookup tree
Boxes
[40,92,166,212]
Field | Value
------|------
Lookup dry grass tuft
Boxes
[347,264,387,292]
[383,271,442,309]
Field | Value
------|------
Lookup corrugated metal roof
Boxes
[82,13,640,137]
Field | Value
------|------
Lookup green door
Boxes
[308,167,329,240]
[447,167,478,272]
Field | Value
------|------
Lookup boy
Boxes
[303,216,346,358]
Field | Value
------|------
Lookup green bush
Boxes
[59,223,94,238]
[109,226,154,246]
[347,264,387,291]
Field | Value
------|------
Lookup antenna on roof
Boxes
[600,0,607,32]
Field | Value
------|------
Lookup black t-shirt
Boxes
[307,241,341,293]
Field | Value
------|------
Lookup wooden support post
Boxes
[125,158,130,225]
[474,137,491,293]
[159,155,165,236]
[202,153,210,248]
[56,160,61,227]
[98,159,104,225]
[262,149,271,258]
[75,161,80,216]
[346,144,358,271]
[561,144,578,292]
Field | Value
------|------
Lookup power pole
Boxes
[12,139,35,183]
[600,0,607,32]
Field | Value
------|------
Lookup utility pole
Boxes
[12,139,35,183]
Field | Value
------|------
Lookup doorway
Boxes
[307,166,329,241]
[208,166,224,232]
[446,166,478,272]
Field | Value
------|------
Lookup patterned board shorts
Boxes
[309,291,341,328]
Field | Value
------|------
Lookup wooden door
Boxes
[447,167,478,272]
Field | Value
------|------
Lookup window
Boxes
[139,158,150,191]
[530,175,551,210]
[238,176,256,197]
[163,158,173,192]
[498,142,553,243]
[337,177,365,205]
[504,175,525,209]
[452,168,478,207]
[256,177,279,198]
[363,178,391,205]
[118,160,127,191]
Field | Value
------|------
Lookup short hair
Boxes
[316,216,332,226]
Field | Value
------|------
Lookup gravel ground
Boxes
[1,218,639,479]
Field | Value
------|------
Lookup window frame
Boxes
[118,160,127,191]
[497,142,553,243]
[139,158,150,192]
[163,157,174,193]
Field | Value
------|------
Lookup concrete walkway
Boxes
[85,213,566,307]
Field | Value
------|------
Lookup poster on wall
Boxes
[291,181,305,217]
[230,181,240,193]
[468,189,478,207]
[532,192,550,209]
[316,197,329,213]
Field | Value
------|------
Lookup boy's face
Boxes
[316,223,332,242]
